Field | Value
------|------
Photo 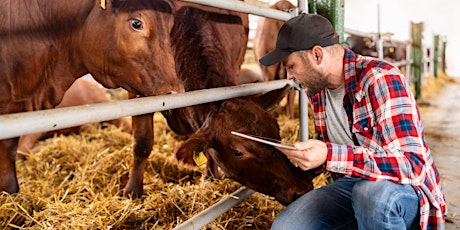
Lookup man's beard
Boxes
[300,57,328,96]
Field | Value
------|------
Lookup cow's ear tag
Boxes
[100,0,106,9]
[193,152,207,166]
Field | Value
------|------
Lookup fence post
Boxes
[313,0,345,43]
[411,21,423,99]
[441,38,447,73]
[433,34,439,78]
[307,0,316,13]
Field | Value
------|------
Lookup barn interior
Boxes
[1,0,459,229]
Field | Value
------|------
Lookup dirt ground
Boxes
[419,78,460,229]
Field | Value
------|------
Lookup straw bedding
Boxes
[1,104,326,229]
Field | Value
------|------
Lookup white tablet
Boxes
[231,131,297,150]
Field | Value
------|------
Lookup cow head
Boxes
[80,0,184,96]
[174,85,321,205]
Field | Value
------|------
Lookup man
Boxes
[259,13,446,230]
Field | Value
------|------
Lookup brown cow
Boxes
[253,0,297,119]
[174,88,323,205]
[157,3,320,205]
[17,78,132,155]
[0,0,183,195]
[160,2,248,174]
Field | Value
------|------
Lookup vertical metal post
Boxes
[376,3,383,59]
[411,21,423,99]
[296,0,309,141]
[433,34,439,78]
[298,0,307,13]
[441,38,447,73]
[405,43,412,84]
[298,89,309,141]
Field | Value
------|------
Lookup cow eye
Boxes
[130,19,143,30]
[233,150,243,157]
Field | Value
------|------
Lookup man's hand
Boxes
[276,139,327,171]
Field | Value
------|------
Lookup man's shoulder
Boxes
[344,49,405,92]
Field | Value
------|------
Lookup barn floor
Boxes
[418,75,460,229]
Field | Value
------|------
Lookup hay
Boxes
[1,113,287,229]
[1,97,334,229]
[420,71,456,101]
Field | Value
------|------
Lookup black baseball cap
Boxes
[259,13,340,66]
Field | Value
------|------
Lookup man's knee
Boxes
[352,180,417,208]
[351,180,419,229]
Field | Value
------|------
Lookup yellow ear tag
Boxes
[193,152,208,166]
[100,0,106,9]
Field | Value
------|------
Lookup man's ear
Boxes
[311,46,323,64]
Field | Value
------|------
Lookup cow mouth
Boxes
[205,149,234,179]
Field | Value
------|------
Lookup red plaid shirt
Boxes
[309,49,447,229]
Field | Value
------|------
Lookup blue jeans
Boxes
[271,177,420,230]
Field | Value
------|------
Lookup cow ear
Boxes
[174,128,213,166]
[252,84,292,110]
[110,0,126,14]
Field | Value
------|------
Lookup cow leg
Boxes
[17,133,44,157]
[123,113,154,198]
[0,138,20,193]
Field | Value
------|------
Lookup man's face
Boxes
[283,51,328,96]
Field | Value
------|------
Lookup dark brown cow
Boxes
[345,35,407,62]
[252,0,297,119]
[158,3,320,205]
[17,78,132,155]
[0,0,183,194]
[161,2,248,171]
[174,88,322,205]
[161,2,249,136]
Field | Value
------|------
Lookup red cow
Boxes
[174,88,323,205]
[252,0,297,119]
[17,78,132,155]
[159,3,320,205]
[0,0,183,195]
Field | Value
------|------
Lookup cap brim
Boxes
[259,49,293,66]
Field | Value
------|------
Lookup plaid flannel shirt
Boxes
[309,49,447,229]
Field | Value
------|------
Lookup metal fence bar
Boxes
[173,187,255,230]
[182,0,292,21]
[0,80,294,140]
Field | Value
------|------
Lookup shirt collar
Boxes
[343,48,361,94]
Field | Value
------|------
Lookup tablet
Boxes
[231,131,297,150]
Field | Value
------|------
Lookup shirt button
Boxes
[364,127,369,131]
